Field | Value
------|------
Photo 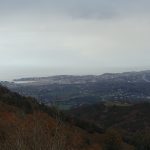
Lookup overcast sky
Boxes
[0,0,150,80]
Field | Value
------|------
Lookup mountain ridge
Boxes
[1,70,150,109]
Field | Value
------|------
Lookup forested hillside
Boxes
[0,85,136,150]
[1,85,150,149]
[69,102,150,149]
[2,70,150,109]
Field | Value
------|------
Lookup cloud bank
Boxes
[0,0,150,80]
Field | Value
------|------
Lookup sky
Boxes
[0,0,150,80]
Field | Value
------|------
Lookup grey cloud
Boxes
[0,0,150,80]
[0,0,150,19]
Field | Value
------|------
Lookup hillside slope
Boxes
[1,70,150,109]
[69,102,150,149]
[0,85,136,150]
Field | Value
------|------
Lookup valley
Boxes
[1,70,150,109]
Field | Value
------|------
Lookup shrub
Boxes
[103,129,123,150]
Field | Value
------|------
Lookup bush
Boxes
[132,130,150,150]
[103,129,123,150]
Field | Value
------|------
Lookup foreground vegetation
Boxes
[0,85,149,149]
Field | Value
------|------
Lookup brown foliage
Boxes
[102,129,123,150]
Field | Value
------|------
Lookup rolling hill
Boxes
[69,102,150,149]
[1,70,150,109]
[0,85,107,150]
[0,85,149,149]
